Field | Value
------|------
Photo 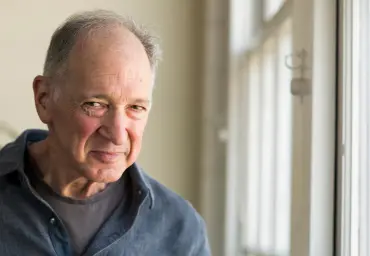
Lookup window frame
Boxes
[337,0,370,255]
[240,21,293,256]
[229,1,295,255]
[226,0,338,255]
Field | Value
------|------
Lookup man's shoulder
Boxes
[137,169,210,254]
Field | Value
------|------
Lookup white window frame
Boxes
[226,1,294,255]
[337,0,370,255]
[225,0,338,255]
[240,17,294,256]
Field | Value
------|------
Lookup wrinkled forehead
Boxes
[64,26,153,89]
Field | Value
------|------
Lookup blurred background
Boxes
[1,1,369,256]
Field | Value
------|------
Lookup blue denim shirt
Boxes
[0,130,211,256]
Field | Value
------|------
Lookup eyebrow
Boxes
[89,95,151,105]
[132,99,151,105]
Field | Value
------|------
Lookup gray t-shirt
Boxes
[25,154,127,256]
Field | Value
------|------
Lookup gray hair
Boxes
[43,10,162,79]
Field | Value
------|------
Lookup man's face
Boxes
[37,28,153,183]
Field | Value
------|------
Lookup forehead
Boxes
[63,26,153,98]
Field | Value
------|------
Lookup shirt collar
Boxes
[0,129,155,207]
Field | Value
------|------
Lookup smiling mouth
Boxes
[90,151,123,163]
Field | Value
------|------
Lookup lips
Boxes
[90,151,122,163]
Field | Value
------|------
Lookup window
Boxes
[239,2,293,255]
[226,0,337,255]
[339,0,370,255]
[264,0,285,21]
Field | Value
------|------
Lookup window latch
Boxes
[285,49,312,102]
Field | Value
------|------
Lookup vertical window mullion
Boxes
[257,52,264,250]
[245,54,262,252]
[339,0,353,254]
[271,34,279,253]
[366,10,370,252]
[359,1,370,255]
[350,0,360,255]
[259,39,276,252]
[275,21,292,256]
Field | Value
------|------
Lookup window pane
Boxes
[340,0,370,255]
[259,38,276,251]
[264,0,285,21]
[243,20,292,256]
[358,0,370,254]
[274,21,292,255]
[244,53,261,249]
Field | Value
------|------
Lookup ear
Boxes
[33,75,53,124]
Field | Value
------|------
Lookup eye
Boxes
[84,102,104,108]
[81,101,108,117]
[129,105,146,112]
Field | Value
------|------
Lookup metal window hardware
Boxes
[285,49,312,102]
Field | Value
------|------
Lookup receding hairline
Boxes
[66,25,152,73]
[43,10,162,80]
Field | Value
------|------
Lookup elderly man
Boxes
[0,10,210,256]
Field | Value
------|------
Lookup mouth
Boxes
[90,151,122,164]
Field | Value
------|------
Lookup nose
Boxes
[100,109,128,146]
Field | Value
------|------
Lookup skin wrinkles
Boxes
[29,26,153,199]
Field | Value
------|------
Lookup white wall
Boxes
[0,0,203,209]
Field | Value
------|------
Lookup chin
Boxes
[76,152,130,183]
[84,167,125,183]
[80,158,127,182]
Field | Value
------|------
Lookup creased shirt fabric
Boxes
[0,129,211,256]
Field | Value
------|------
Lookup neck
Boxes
[28,139,107,199]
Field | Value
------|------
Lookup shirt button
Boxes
[49,217,56,225]
[137,189,142,195]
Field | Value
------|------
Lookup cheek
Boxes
[74,114,102,143]
[53,103,100,136]
[126,120,147,163]
[127,119,147,142]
